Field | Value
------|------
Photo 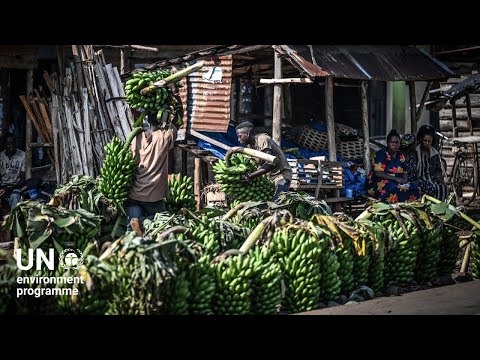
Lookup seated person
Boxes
[0,134,26,216]
[364,129,420,204]
[416,125,449,201]
[400,133,419,185]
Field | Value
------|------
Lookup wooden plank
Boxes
[50,96,61,185]
[112,65,134,127]
[93,62,124,142]
[25,70,33,179]
[106,64,132,139]
[325,77,336,161]
[73,99,89,175]
[408,82,417,134]
[416,81,432,122]
[361,81,371,174]
[82,88,94,176]
[53,95,70,183]
[260,78,313,84]
[63,101,84,175]
[440,108,480,119]
[272,51,282,146]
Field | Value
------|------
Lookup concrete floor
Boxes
[297,280,480,315]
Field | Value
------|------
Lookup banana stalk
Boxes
[140,61,205,96]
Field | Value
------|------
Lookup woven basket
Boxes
[296,126,328,152]
[337,139,364,161]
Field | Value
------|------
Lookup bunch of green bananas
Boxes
[98,128,142,203]
[353,234,371,287]
[125,71,175,108]
[164,173,196,214]
[248,247,282,315]
[186,257,216,315]
[368,251,385,293]
[190,216,221,262]
[269,224,321,313]
[165,262,191,315]
[415,221,442,283]
[334,238,355,295]
[212,154,275,204]
[212,254,253,315]
[382,215,420,286]
[437,216,461,276]
[471,234,480,280]
[317,233,341,302]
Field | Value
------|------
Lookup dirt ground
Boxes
[297,280,480,315]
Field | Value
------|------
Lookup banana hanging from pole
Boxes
[225,146,277,167]
[140,61,205,96]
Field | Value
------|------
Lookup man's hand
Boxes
[225,146,243,161]
[242,173,253,183]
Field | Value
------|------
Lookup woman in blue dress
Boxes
[365,130,421,203]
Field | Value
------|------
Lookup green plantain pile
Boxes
[124,70,182,128]
[211,254,253,315]
[269,223,321,313]
[98,128,142,204]
[213,154,275,204]
[164,173,196,214]
[248,247,283,315]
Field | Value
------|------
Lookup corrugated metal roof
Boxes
[187,55,232,132]
[279,45,455,81]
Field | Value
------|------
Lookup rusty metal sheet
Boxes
[186,55,232,132]
[282,45,455,81]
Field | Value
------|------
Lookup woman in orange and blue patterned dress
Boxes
[364,129,421,203]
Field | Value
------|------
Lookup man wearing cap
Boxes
[230,121,292,201]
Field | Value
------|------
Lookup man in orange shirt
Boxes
[126,88,182,235]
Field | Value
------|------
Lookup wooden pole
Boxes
[25,69,34,180]
[284,84,292,123]
[408,81,417,135]
[325,77,339,211]
[120,49,126,75]
[361,81,371,174]
[56,45,65,79]
[272,52,283,146]
[415,81,432,122]
[325,77,336,161]
[71,45,85,89]
[194,158,202,211]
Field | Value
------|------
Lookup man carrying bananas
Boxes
[229,121,292,201]
[125,84,183,235]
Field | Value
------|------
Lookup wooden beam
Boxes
[129,45,158,52]
[260,78,313,84]
[25,70,34,179]
[189,129,230,151]
[325,77,336,161]
[194,158,202,211]
[0,55,36,69]
[120,49,126,75]
[415,81,432,122]
[361,81,371,174]
[408,82,417,135]
[272,52,283,146]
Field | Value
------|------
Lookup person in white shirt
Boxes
[0,134,26,213]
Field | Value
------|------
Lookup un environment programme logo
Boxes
[59,248,84,270]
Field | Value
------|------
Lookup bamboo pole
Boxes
[140,61,205,96]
